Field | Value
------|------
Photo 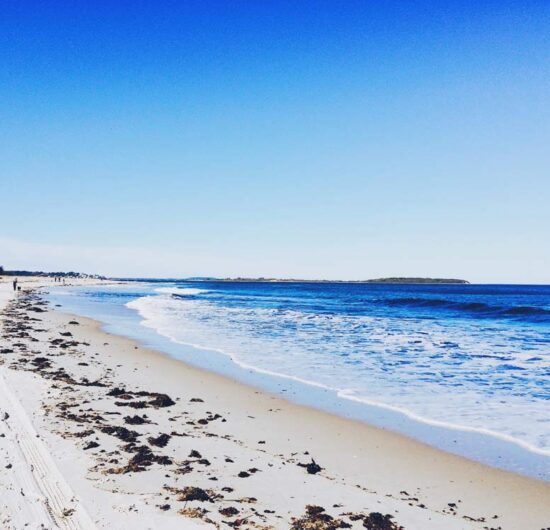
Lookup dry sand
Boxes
[0,278,549,529]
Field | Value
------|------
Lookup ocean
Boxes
[45,281,550,480]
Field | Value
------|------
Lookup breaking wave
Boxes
[126,283,550,457]
[154,287,208,296]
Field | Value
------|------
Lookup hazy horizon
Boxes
[0,235,546,285]
[1,3,549,283]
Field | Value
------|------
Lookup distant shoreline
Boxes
[183,277,470,284]
[0,271,470,284]
[115,277,471,284]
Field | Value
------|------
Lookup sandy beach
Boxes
[0,278,549,530]
[3,4,548,528]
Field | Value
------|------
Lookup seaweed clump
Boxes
[363,512,403,530]
[291,505,350,530]
[298,459,322,474]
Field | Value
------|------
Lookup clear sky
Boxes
[1,1,549,282]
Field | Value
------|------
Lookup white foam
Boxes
[154,287,208,296]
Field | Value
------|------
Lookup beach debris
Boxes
[298,458,322,474]
[115,400,148,409]
[175,464,193,475]
[179,487,212,502]
[291,505,350,530]
[107,387,127,397]
[79,377,108,387]
[64,410,105,424]
[124,415,149,425]
[219,506,240,517]
[31,357,52,369]
[232,499,254,509]
[72,429,94,438]
[362,512,402,530]
[149,393,175,408]
[101,425,140,443]
[166,486,215,502]
[463,514,486,523]
[109,386,176,408]
[111,445,173,473]
[148,433,171,447]
[178,507,210,520]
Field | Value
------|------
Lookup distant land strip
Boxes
[0,268,469,284]
[202,277,470,284]
[0,268,105,279]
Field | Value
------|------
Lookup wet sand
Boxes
[0,279,549,529]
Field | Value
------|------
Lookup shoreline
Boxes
[126,330,550,479]
[47,283,550,481]
[1,279,550,529]
[79,307,550,483]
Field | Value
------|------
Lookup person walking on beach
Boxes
[12,278,18,291]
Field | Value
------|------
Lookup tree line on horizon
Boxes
[0,266,104,279]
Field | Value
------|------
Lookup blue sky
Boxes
[1,1,549,281]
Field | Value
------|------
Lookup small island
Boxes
[210,277,470,284]
[364,277,469,284]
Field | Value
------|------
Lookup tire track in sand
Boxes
[0,371,97,530]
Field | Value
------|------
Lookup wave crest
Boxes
[154,287,208,296]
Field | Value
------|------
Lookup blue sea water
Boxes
[45,281,550,479]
